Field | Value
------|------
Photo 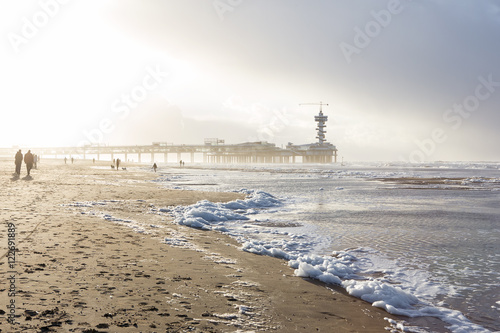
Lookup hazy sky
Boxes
[1,0,499,161]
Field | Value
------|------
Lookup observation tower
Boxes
[285,102,338,163]
[313,103,329,145]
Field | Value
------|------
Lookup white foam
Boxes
[170,190,281,231]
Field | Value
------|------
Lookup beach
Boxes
[0,159,397,332]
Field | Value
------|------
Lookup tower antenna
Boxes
[299,102,329,145]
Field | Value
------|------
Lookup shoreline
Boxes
[1,159,440,332]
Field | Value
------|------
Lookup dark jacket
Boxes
[15,151,23,165]
[24,151,34,164]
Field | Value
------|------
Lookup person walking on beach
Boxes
[153,163,157,172]
[116,158,121,170]
[33,154,38,169]
[15,150,23,175]
[24,150,34,176]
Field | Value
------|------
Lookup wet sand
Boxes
[1,159,400,332]
[374,176,500,190]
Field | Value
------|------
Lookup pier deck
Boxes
[1,141,337,164]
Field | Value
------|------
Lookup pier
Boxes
[0,140,337,164]
[1,103,338,164]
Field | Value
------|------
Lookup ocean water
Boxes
[154,162,500,332]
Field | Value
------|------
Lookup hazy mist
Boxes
[1,0,500,161]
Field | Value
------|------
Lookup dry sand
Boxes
[0,159,402,332]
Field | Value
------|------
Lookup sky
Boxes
[1,0,499,162]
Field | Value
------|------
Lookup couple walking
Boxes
[15,149,35,176]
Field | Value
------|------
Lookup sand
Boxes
[1,159,400,332]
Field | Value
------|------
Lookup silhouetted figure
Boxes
[64,157,67,164]
[179,160,182,167]
[15,150,23,175]
[116,158,120,170]
[182,161,185,167]
[153,163,157,172]
[24,150,34,176]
